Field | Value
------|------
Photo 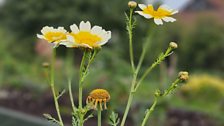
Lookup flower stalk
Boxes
[98,109,102,126]
[141,79,181,126]
[50,48,64,126]
[128,8,135,72]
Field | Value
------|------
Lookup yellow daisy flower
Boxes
[37,26,67,43]
[86,89,110,110]
[62,21,111,49]
[135,4,178,25]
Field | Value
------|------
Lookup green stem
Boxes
[141,98,158,126]
[68,78,76,113]
[50,49,64,126]
[78,51,87,109]
[98,109,102,126]
[128,8,135,72]
[141,78,180,126]
[134,47,173,91]
[120,72,137,126]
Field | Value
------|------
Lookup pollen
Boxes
[86,89,110,110]
[44,32,67,43]
[70,32,102,47]
[143,6,172,18]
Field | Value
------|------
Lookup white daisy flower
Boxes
[135,4,178,25]
[62,21,111,49]
[37,26,67,43]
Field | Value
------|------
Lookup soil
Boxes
[0,86,218,126]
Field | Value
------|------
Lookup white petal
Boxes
[58,27,67,33]
[60,41,76,47]
[97,31,111,46]
[138,4,147,10]
[135,11,152,19]
[162,17,176,22]
[79,21,91,31]
[66,35,75,42]
[37,34,45,39]
[91,26,102,35]
[70,24,79,33]
[172,10,178,15]
[79,43,92,49]
[154,18,163,25]
[41,26,53,34]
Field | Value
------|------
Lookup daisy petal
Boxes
[138,4,147,10]
[97,31,111,46]
[162,17,176,22]
[70,24,79,33]
[91,26,103,35]
[80,43,92,49]
[172,10,179,15]
[80,21,91,32]
[154,18,163,25]
[37,34,45,39]
[135,11,152,19]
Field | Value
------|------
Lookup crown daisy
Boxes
[62,21,111,49]
[135,4,178,25]
[37,26,67,43]
[86,89,110,110]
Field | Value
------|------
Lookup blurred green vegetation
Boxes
[0,0,224,125]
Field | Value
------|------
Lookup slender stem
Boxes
[98,109,102,126]
[134,47,173,91]
[141,98,158,126]
[50,48,64,126]
[66,49,77,113]
[141,78,180,126]
[163,79,180,96]
[78,51,87,109]
[120,72,137,126]
[68,78,76,112]
[128,8,135,72]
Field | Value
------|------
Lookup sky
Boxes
[164,0,190,9]
[146,0,191,9]
[0,0,3,5]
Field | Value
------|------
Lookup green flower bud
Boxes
[128,1,137,9]
[169,42,178,49]
[178,71,189,81]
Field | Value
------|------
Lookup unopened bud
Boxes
[169,42,178,49]
[42,62,50,68]
[128,1,137,9]
[178,71,189,81]
[154,90,161,97]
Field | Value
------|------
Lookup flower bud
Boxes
[178,71,189,81]
[128,1,137,9]
[154,90,161,97]
[169,42,178,49]
[42,62,50,68]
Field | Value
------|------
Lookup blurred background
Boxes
[0,0,223,126]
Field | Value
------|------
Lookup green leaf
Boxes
[108,111,120,126]
[43,113,60,125]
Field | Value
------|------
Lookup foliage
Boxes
[108,111,120,126]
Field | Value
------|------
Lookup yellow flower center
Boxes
[44,32,66,43]
[86,89,110,110]
[143,6,172,19]
[71,32,102,47]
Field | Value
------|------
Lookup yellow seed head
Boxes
[178,71,189,81]
[169,42,178,49]
[86,89,110,110]
[128,1,137,9]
